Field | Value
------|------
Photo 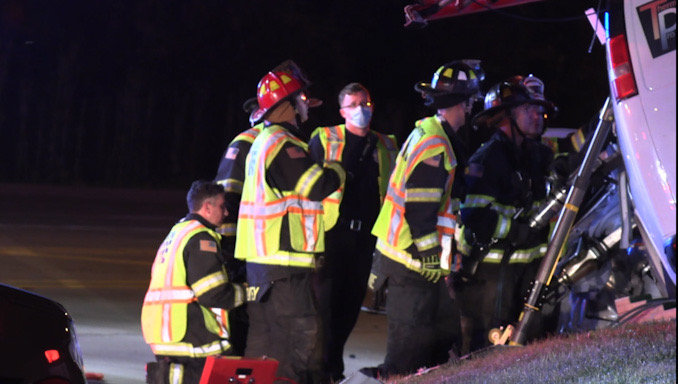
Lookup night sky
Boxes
[0,0,609,188]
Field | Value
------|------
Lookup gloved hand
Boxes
[419,254,443,283]
[507,221,548,247]
[407,244,443,283]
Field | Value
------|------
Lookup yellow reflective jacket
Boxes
[372,116,457,272]
[235,124,334,268]
[141,219,233,357]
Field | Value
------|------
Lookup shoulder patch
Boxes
[423,154,442,167]
[225,147,239,160]
[200,239,218,253]
[286,146,307,159]
[466,163,484,178]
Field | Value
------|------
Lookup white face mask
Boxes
[347,106,372,129]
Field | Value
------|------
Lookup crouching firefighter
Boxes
[141,180,247,384]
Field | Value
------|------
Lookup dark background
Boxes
[0,0,609,189]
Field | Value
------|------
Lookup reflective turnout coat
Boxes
[141,214,246,357]
[372,115,457,273]
[235,124,345,270]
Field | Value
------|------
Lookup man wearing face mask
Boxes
[456,78,557,354]
[308,83,398,382]
[364,61,483,379]
[234,66,346,384]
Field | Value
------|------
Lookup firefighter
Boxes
[141,180,247,384]
[215,61,323,257]
[212,98,263,357]
[365,61,483,378]
[214,65,322,355]
[455,79,557,353]
[308,82,398,382]
[234,67,346,384]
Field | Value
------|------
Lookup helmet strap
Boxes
[509,116,526,147]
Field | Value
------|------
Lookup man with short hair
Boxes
[141,180,246,384]
[309,82,398,382]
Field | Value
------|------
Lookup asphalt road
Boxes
[0,183,386,383]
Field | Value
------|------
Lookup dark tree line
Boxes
[0,0,608,188]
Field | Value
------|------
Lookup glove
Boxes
[419,254,443,283]
[507,221,548,247]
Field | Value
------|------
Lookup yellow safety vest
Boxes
[372,116,457,272]
[235,124,326,268]
[141,220,231,357]
[311,125,398,229]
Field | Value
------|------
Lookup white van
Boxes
[604,0,676,293]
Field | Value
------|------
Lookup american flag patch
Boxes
[200,239,218,253]
[423,154,441,167]
[225,147,239,160]
[286,147,306,159]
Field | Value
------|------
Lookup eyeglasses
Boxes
[341,101,373,109]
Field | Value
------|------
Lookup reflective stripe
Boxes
[211,307,229,338]
[571,128,586,152]
[144,288,196,304]
[406,187,443,203]
[462,194,495,209]
[246,252,316,266]
[216,223,236,237]
[151,339,230,358]
[319,125,345,162]
[413,232,439,251]
[482,244,547,263]
[376,238,422,271]
[169,363,183,384]
[494,215,511,239]
[437,202,456,235]
[297,163,324,197]
[238,126,262,143]
[161,221,203,343]
[218,179,244,194]
[492,201,517,218]
[192,271,227,297]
